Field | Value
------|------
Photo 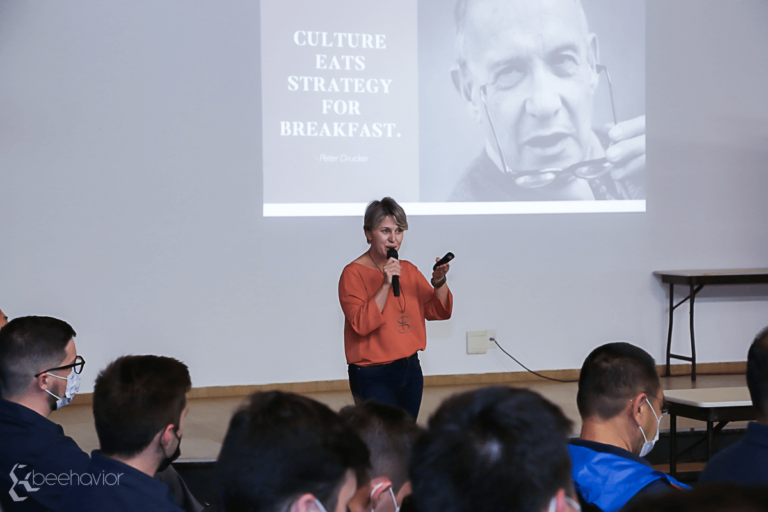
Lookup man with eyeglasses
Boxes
[570,343,687,512]
[448,0,645,202]
[0,316,90,511]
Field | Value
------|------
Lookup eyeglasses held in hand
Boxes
[481,65,628,198]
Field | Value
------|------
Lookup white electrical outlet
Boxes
[467,329,497,354]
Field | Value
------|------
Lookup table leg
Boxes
[670,414,677,476]
[689,283,697,381]
[706,421,713,460]
[666,283,674,377]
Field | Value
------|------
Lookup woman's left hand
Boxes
[432,258,449,287]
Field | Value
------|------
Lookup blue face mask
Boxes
[315,498,329,512]
[44,368,81,410]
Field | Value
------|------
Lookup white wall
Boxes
[1,1,767,393]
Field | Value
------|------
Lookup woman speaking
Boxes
[339,197,452,420]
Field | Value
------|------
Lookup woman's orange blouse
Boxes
[339,260,453,366]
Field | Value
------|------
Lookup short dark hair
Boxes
[747,326,768,418]
[622,483,768,512]
[93,355,191,457]
[410,386,573,512]
[363,197,408,238]
[339,400,423,492]
[216,391,370,512]
[577,342,661,420]
[0,316,76,399]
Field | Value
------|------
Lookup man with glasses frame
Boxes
[0,316,89,512]
[570,343,687,512]
[448,0,645,202]
[0,316,203,512]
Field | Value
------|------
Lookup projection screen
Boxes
[261,0,645,216]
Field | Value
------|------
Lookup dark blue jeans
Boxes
[348,353,423,420]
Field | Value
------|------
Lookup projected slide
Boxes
[262,0,645,217]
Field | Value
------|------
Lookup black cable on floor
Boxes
[491,337,579,383]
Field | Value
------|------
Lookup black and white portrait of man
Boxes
[418,0,646,203]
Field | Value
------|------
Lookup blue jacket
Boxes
[569,439,688,512]
[0,399,91,512]
[58,451,184,512]
[699,421,768,485]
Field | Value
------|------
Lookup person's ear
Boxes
[551,489,565,512]
[160,424,177,450]
[631,393,649,425]
[451,63,484,124]
[36,373,51,392]
[395,481,412,505]
[552,489,581,512]
[587,33,600,91]
[347,481,372,512]
[450,63,472,103]
[290,493,322,512]
[370,477,393,503]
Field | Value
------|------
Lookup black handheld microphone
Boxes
[387,248,400,297]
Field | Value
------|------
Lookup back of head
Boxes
[410,386,573,512]
[93,355,191,457]
[577,342,661,420]
[622,483,768,512]
[216,391,370,512]
[747,326,768,419]
[339,400,423,492]
[0,316,76,399]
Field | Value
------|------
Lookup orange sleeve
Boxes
[338,265,385,337]
[413,264,453,321]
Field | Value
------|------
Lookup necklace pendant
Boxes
[397,314,410,334]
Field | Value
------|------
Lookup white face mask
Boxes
[44,368,81,410]
[548,495,582,512]
[370,483,399,512]
[638,397,662,457]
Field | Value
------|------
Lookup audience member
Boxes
[0,316,90,512]
[571,343,686,512]
[409,386,580,512]
[0,307,8,328]
[59,354,192,511]
[216,390,370,512]
[340,401,423,512]
[621,483,768,512]
[699,325,768,483]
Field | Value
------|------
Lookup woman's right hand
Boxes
[382,257,401,286]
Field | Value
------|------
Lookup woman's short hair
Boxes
[363,197,408,241]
